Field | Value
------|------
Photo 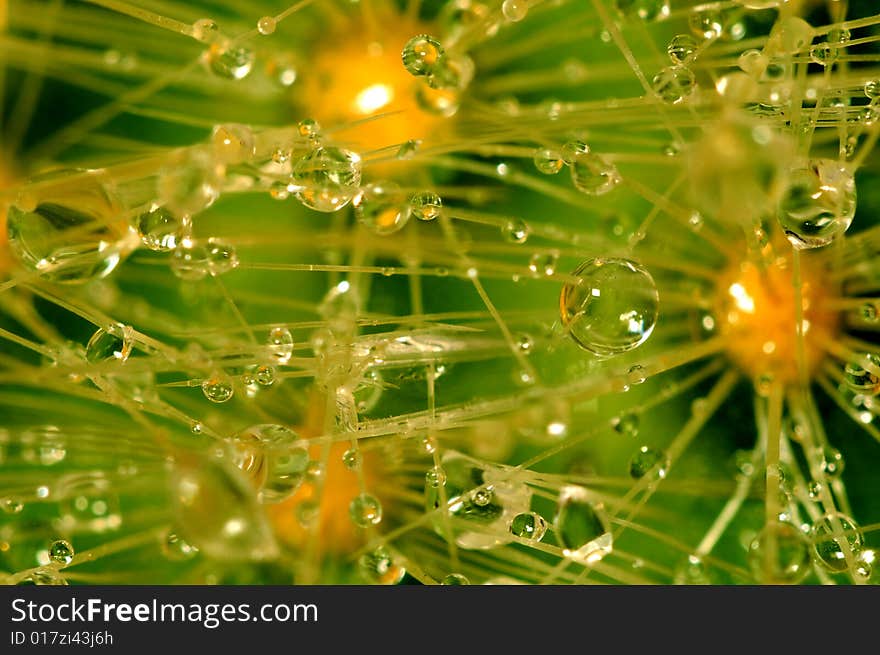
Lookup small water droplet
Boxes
[257,15,276,35]
[410,191,442,221]
[201,372,234,403]
[441,573,470,585]
[628,446,669,481]
[359,547,405,584]
[811,512,864,572]
[48,539,74,565]
[349,493,383,527]
[509,511,548,542]
[652,65,697,103]
[401,34,445,77]
[291,147,362,212]
[667,34,699,64]
[354,182,411,235]
[555,486,612,564]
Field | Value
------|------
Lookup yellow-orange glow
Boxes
[716,250,838,385]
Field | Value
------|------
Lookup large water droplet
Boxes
[231,424,309,502]
[555,486,613,564]
[560,258,659,356]
[811,512,864,573]
[569,151,622,196]
[778,160,856,249]
[291,147,361,212]
[354,182,411,235]
[48,539,74,565]
[401,34,445,77]
[171,456,278,561]
[6,170,136,283]
[748,521,811,584]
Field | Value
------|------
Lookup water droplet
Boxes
[808,480,822,499]
[254,365,275,386]
[6,170,136,283]
[689,9,723,39]
[410,190,442,220]
[844,353,880,395]
[561,140,590,165]
[397,139,421,159]
[811,512,864,572]
[257,15,276,35]
[652,65,696,103]
[48,539,74,565]
[747,521,812,583]
[628,446,669,481]
[192,18,219,42]
[509,512,548,542]
[503,218,530,243]
[297,118,321,139]
[614,413,639,437]
[342,448,361,470]
[1,498,24,513]
[137,205,180,251]
[157,149,220,217]
[442,573,470,585]
[528,251,558,276]
[865,80,880,100]
[267,327,294,365]
[779,160,856,249]
[232,424,309,502]
[810,42,839,66]
[426,466,447,488]
[401,34,445,77]
[517,333,534,353]
[626,364,646,385]
[85,324,133,364]
[819,446,844,479]
[533,147,564,174]
[349,493,383,527]
[359,547,405,584]
[291,147,362,212]
[425,451,531,549]
[171,456,279,561]
[205,238,238,275]
[560,258,659,356]
[614,0,669,21]
[569,150,622,195]
[555,486,612,564]
[206,43,254,79]
[211,123,255,164]
[201,372,234,403]
[161,530,199,561]
[667,34,699,64]
[502,0,528,22]
[354,182,411,235]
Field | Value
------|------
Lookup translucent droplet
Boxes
[569,150,622,195]
[349,493,383,527]
[502,0,528,22]
[442,573,470,585]
[24,568,68,586]
[426,466,446,488]
[342,448,361,470]
[628,446,669,481]
[6,170,136,283]
[85,324,133,364]
[257,16,276,35]
[673,555,714,584]
[779,160,856,249]
[401,34,445,77]
[819,446,844,479]
[561,140,590,164]
[291,147,362,212]
[359,547,406,584]
[254,365,275,386]
[533,147,564,174]
[161,530,199,561]
[397,139,421,160]
[503,218,530,243]
[267,327,294,365]
[810,42,839,66]
[528,251,558,276]
[192,18,219,43]
[560,258,659,356]
[811,512,864,572]
[425,451,532,549]
[748,522,811,584]
[48,539,74,565]
[415,83,461,117]
[1,498,24,514]
[157,149,220,217]
[211,123,255,164]
[509,512,548,542]
[171,456,279,561]
[206,43,254,80]
[201,372,234,403]
[667,34,699,64]
[614,0,670,21]
[137,205,180,251]
[555,486,612,564]
[689,9,723,39]
[844,353,880,395]
[652,65,696,103]
[232,424,309,502]
[354,182,411,235]
[865,80,880,100]
[204,238,239,275]
[614,413,639,437]
[410,190,442,221]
